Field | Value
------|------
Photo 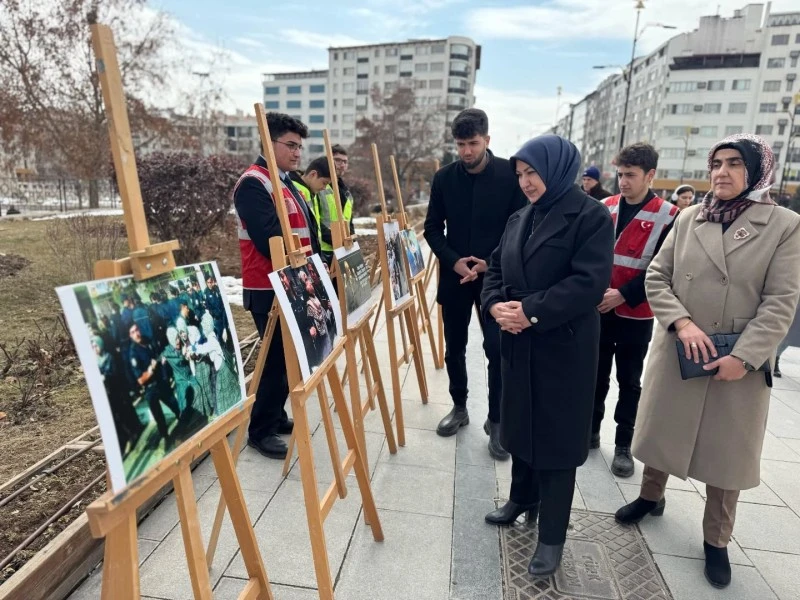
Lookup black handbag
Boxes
[674,333,772,385]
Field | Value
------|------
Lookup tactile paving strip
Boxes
[500,510,672,600]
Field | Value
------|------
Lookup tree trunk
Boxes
[89,179,99,208]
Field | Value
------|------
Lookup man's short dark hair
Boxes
[615,143,658,173]
[331,144,347,156]
[266,111,308,140]
[451,108,489,140]
[305,156,331,178]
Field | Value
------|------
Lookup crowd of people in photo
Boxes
[84,270,239,458]
[385,226,410,302]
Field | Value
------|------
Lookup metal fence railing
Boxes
[0,177,120,215]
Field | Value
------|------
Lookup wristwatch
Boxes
[732,354,755,371]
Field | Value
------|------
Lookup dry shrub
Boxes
[45,215,127,281]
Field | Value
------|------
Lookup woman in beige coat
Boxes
[615,134,800,588]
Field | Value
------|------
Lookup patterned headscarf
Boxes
[697,133,775,224]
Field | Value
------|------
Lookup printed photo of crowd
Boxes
[335,244,374,327]
[58,262,245,488]
[401,229,426,279]
[383,221,411,307]
[270,255,342,382]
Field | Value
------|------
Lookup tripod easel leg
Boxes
[363,322,397,455]
[318,382,348,500]
[174,467,213,600]
[385,309,406,446]
[100,513,139,600]
[416,278,442,370]
[358,330,376,411]
[406,304,429,404]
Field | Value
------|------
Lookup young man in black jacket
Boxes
[424,108,527,459]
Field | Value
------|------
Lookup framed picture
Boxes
[400,229,425,279]
[334,243,375,329]
[382,220,411,308]
[57,262,246,493]
[269,254,343,382]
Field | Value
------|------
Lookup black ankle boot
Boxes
[485,500,539,526]
[615,496,666,524]
[703,541,731,588]
[528,541,564,577]
[484,419,510,461]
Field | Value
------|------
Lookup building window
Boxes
[663,126,686,137]
[357,57,368,63]
[342,114,354,124]
[707,80,725,91]
[385,65,397,74]
[431,43,445,54]
[767,57,786,68]
[309,144,324,153]
[693,170,707,179]
[704,103,722,114]
[699,126,718,137]
[374,66,379,75]
[385,81,396,93]
[772,34,790,45]
[789,79,796,92]
[759,103,778,113]
[660,148,685,159]
[286,100,301,109]
[429,79,443,90]
[670,81,697,93]
[332,99,337,107]
[732,79,751,90]
[333,68,338,76]
[287,85,301,94]
[343,67,355,76]
[728,102,747,113]
[415,63,428,73]
[309,130,324,138]
[309,99,325,108]
[356,80,369,93]
[309,115,324,123]
[415,80,427,89]
[667,104,693,114]
[343,98,355,107]
[430,62,444,72]
[755,125,774,135]
[797,34,800,43]
[333,52,338,60]
[331,129,340,137]
[265,101,279,109]
[386,48,398,57]
[264,86,279,95]
[416,45,430,55]
[332,115,337,123]
[310,84,325,94]
[763,80,782,92]
[343,82,355,92]
[343,51,355,60]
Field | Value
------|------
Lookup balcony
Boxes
[450,53,469,61]
[449,70,469,78]
[448,87,468,94]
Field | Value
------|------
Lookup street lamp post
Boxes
[778,93,800,202]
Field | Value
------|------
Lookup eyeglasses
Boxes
[333,157,348,165]
[272,139,303,153]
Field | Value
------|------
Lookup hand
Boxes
[703,355,747,381]
[597,288,625,314]
[454,257,478,284]
[491,301,531,334]
[468,256,488,275]
[310,326,317,338]
[676,320,717,365]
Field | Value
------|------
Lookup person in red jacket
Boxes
[592,143,678,477]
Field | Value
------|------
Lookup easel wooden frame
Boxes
[421,159,445,367]
[86,24,272,600]
[370,144,429,446]
[281,129,397,481]
[220,107,383,600]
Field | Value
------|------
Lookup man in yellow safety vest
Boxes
[316,144,356,265]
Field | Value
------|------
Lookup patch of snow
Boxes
[220,276,243,307]
[355,228,377,236]
[31,209,124,221]
[352,217,376,227]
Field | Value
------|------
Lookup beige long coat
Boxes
[632,202,800,490]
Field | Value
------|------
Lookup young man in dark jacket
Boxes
[582,166,612,201]
[424,108,527,459]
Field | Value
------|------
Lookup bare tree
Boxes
[349,83,448,204]
[0,0,177,206]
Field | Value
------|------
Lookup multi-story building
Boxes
[561,3,800,196]
[262,36,480,153]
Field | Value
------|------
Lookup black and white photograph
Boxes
[383,220,411,308]
[56,262,246,493]
[401,229,426,279]
[269,254,343,382]
[334,243,375,328]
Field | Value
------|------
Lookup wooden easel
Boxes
[246,107,383,599]
[371,144,429,446]
[281,130,397,479]
[86,24,272,600]
[421,159,445,367]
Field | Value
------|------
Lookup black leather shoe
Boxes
[615,496,666,524]
[611,445,635,477]
[436,406,469,437]
[247,434,288,459]
[485,501,539,526]
[277,418,294,434]
[774,357,782,378]
[589,432,601,449]
[484,419,510,460]
[528,541,564,577]
[703,541,731,588]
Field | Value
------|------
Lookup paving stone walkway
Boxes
[68,282,800,600]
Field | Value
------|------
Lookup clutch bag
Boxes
[674,333,770,381]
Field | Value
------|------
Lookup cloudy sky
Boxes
[156,0,796,158]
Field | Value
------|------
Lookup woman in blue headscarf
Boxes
[481,135,615,576]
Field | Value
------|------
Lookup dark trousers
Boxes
[509,455,576,545]
[249,311,289,440]
[144,385,180,440]
[441,281,501,422]
[592,337,649,447]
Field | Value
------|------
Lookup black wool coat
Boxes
[481,185,614,468]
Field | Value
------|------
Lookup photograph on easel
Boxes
[383,220,411,307]
[270,254,343,382]
[400,229,426,278]
[334,243,374,328]
[56,262,246,492]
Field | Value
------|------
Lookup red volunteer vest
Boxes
[234,165,312,290]
[604,194,678,319]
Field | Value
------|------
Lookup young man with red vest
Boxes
[233,112,320,459]
[592,143,678,477]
